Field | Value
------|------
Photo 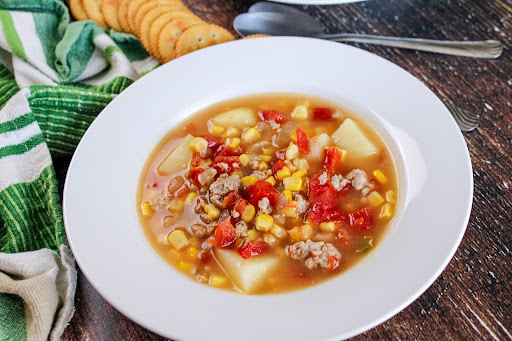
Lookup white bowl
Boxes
[63,37,472,341]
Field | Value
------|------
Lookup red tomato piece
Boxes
[204,136,222,150]
[258,109,286,123]
[188,168,204,187]
[215,220,237,248]
[323,146,343,173]
[222,191,242,209]
[191,152,201,167]
[328,256,340,270]
[307,171,347,223]
[234,198,247,216]
[307,204,347,224]
[349,206,374,230]
[215,144,245,157]
[213,156,240,175]
[296,129,310,154]
[245,180,281,207]
[275,149,286,160]
[336,229,354,249]
[238,242,269,259]
[272,159,287,175]
[312,107,333,121]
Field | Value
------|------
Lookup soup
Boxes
[138,93,398,294]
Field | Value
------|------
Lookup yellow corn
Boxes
[385,190,396,204]
[233,170,244,178]
[204,204,221,218]
[243,127,261,144]
[242,205,256,222]
[286,143,299,160]
[185,192,197,205]
[283,189,293,201]
[271,224,287,239]
[373,169,388,184]
[283,176,302,191]
[319,222,337,232]
[264,234,279,246]
[209,126,225,136]
[200,158,212,167]
[189,137,208,153]
[296,100,310,107]
[239,154,252,166]
[289,224,315,242]
[141,202,153,217]
[209,274,228,287]
[247,229,259,241]
[255,214,274,231]
[282,204,297,218]
[292,169,307,177]
[368,191,385,207]
[258,161,268,170]
[226,127,240,137]
[242,176,258,188]
[168,198,184,213]
[379,203,394,220]
[229,138,241,148]
[186,246,199,259]
[259,155,272,162]
[290,131,298,143]
[178,260,195,272]
[266,176,277,186]
[168,230,189,250]
[263,147,275,156]
[285,160,297,173]
[276,166,291,180]
[291,104,309,120]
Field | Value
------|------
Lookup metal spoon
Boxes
[235,3,503,58]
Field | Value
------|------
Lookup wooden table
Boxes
[60,0,512,339]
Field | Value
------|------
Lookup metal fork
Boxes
[443,100,481,131]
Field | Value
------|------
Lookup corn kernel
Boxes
[385,190,396,205]
[264,234,279,246]
[263,147,275,156]
[186,246,199,259]
[266,176,277,186]
[290,131,298,143]
[285,160,297,173]
[229,138,241,148]
[373,169,388,184]
[291,104,309,119]
[185,192,197,204]
[255,214,274,231]
[247,229,259,240]
[283,176,302,191]
[226,127,240,137]
[276,166,291,181]
[296,100,310,107]
[289,224,315,242]
[259,155,272,162]
[209,274,228,287]
[286,143,299,160]
[243,127,261,144]
[379,203,394,220]
[242,205,256,222]
[292,169,307,177]
[204,204,221,218]
[209,126,224,136]
[233,170,244,178]
[168,230,189,250]
[283,189,293,201]
[189,137,207,153]
[178,260,195,272]
[141,202,153,217]
[282,204,297,218]
[271,224,287,239]
[293,159,309,172]
[239,154,252,166]
[242,176,258,188]
[200,158,212,167]
[319,222,337,232]
[368,191,385,207]
[258,162,268,170]
[168,198,184,213]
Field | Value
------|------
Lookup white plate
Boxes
[64,37,472,341]
[268,0,366,4]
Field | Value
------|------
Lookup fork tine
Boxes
[443,101,481,132]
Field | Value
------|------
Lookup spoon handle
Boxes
[315,34,503,58]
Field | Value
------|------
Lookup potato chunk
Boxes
[306,133,332,163]
[157,135,194,175]
[211,107,258,129]
[331,118,377,159]
[215,249,279,294]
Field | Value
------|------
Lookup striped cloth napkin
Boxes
[0,0,159,339]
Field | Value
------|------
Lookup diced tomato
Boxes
[204,136,222,150]
[307,171,347,224]
[188,168,204,187]
[215,220,237,248]
[323,146,343,173]
[336,229,354,249]
[349,206,374,230]
[245,180,281,207]
[328,256,340,270]
[258,109,286,123]
[215,144,245,157]
[191,152,202,167]
[308,204,347,224]
[272,160,287,175]
[238,242,269,259]
[338,183,352,197]
[312,107,333,121]
[222,191,242,209]
[234,198,247,216]
[275,149,286,160]
[213,156,240,175]
[152,183,158,187]
[296,129,310,154]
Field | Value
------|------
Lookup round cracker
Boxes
[157,17,202,63]
[148,10,197,59]
[69,0,89,21]
[127,0,182,34]
[134,1,188,36]
[117,0,131,33]
[175,24,235,58]
[242,34,271,39]
[139,7,190,53]
[101,0,122,31]
[84,0,109,28]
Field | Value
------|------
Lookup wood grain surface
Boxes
[59,0,512,339]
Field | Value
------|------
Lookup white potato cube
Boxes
[306,133,332,163]
[211,108,258,129]
[157,134,194,175]
[215,249,280,294]
[331,118,377,159]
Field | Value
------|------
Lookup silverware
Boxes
[444,101,481,132]
[236,2,503,59]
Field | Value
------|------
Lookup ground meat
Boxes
[235,221,248,238]
[251,171,268,180]
[293,193,309,214]
[318,171,329,185]
[312,232,335,243]
[150,198,170,210]
[167,176,185,195]
[331,174,349,191]
[286,240,341,270]
[209,174,242,207]
[194,197,207,214]
[258,197,272,214]
[248,161,259,170]
[200,213,216,224]
[216,162,229,172]
[190,223,208,237]
[163,213,179,227]
[197,167,217,186]
[346,169,372,195]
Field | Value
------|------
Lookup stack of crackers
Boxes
[69,0,237,63]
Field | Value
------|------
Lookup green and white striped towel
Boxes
[0,0,160,339]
